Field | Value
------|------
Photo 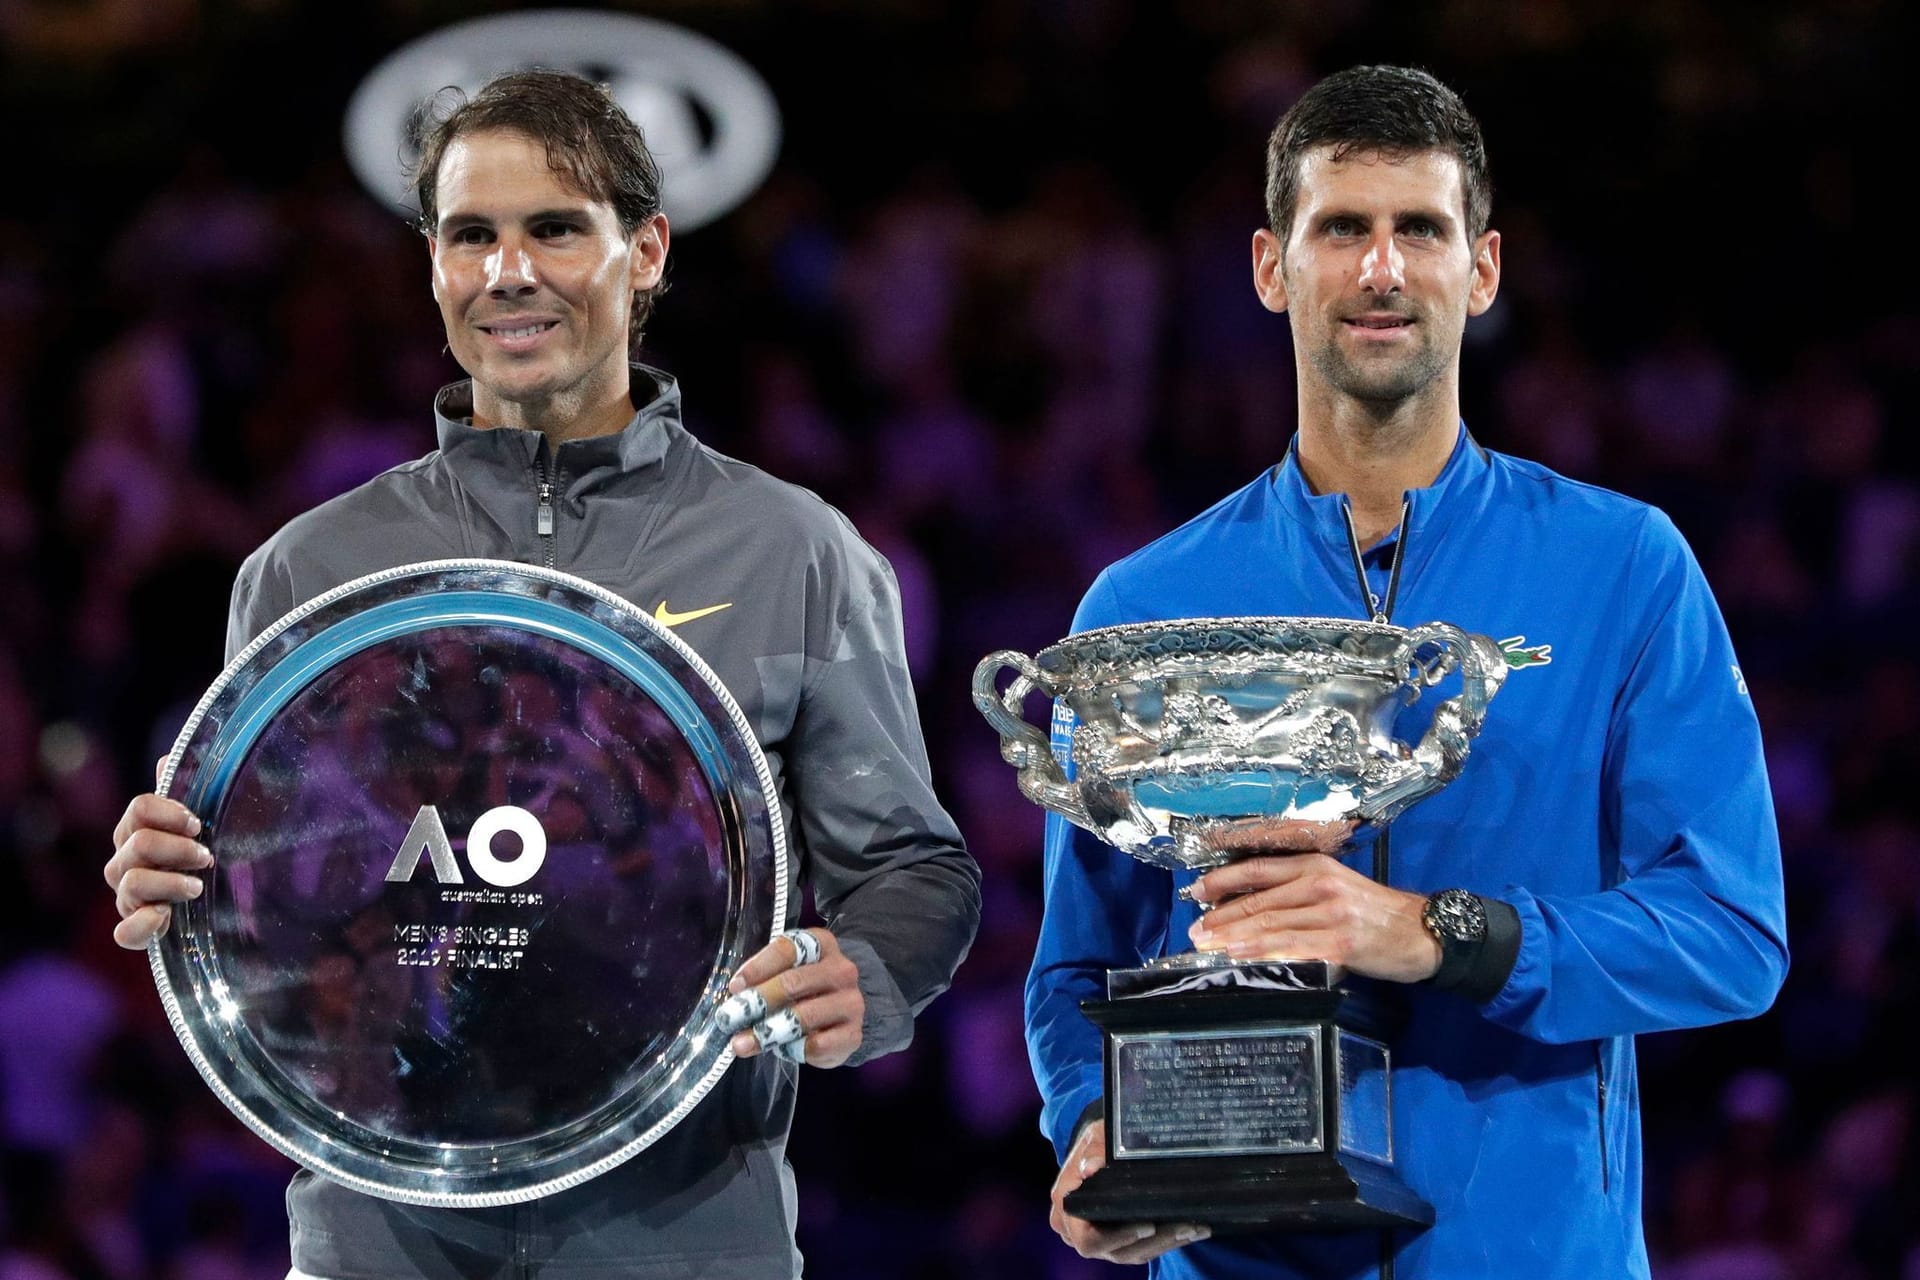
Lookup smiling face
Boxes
[1252,146,1499,411]
[428,129,667,435]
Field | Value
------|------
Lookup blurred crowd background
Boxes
[2,1,1916,1277]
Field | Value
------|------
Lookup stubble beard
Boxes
[467,323,620,421]
[1307,327,1451,410]
[463,346,595,434]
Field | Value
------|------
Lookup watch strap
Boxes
[1429,895,1522,1002]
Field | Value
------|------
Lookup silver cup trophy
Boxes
[975,617,1505,1231]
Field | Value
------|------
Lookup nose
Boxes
[483,239,538,297]
[1357,227,1405,296]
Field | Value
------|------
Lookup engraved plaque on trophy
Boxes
[975,618,1505,1231]
[151,560,785,1207]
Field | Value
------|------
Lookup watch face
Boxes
[1426,890,1486,942]
[150,560,786,1208]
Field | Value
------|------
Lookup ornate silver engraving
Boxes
[974,616,1506,870]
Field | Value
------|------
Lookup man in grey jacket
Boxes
[103,70,980,1279]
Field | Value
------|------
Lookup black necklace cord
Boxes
[1340,499,1412,624]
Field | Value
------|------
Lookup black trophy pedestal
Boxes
[1065,960,1434,1234]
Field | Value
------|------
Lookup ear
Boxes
[1251,228,1288,314]
[629,213,670,292]
[1466,228,1501,317]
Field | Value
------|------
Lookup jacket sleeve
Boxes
[1480,511,1790,1042]
[1022,573,1176,1161]
[785,540,981,1066]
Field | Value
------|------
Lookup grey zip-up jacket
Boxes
[225,368,980,1278]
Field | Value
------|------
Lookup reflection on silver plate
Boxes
[151,560,785,1208]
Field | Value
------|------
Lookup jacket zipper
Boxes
[535,458,558,569]
[1341,502,1414,884]
[1595,1042,1611,1194]
[1342,501,1413,1280]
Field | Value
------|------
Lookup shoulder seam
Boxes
[1491,451,1658,513]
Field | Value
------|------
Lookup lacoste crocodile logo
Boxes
[1498,635,1553,669]
[654,600,733,628]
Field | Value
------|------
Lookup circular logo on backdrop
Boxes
[345,10,781,232]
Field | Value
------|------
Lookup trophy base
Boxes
[1070,959,1434,1235]
[1067,1150,1434,1232]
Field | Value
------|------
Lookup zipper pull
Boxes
[537,481,555,536]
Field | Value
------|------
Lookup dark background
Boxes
[2,2,1915,1277]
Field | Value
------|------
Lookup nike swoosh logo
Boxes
[654,600,733,627]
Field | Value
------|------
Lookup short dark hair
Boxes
[1264,65,1491,245]
[408,70,667,345]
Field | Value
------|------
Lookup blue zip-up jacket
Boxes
[1025,428,1788,1279]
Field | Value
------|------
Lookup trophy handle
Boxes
[1359,623,1508,822]
[971,650,1094,830]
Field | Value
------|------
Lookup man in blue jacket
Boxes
[1028,65,1788,1278]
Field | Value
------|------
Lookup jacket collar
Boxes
[432,363,681,497]
[1270,422,1492,611]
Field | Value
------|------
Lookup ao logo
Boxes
[344,10,782,232]
[385,805,547,888]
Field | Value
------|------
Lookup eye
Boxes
[1401,219,1441,240]
[1325,217,1361,237]
[534,220,579,239]
[450,225,492,245]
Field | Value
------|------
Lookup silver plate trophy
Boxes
[152,560,785,1208]
[975,617,1504,1231]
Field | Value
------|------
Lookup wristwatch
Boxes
[1422,888,1488,989]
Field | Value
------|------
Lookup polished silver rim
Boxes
[150,558,787,1207]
